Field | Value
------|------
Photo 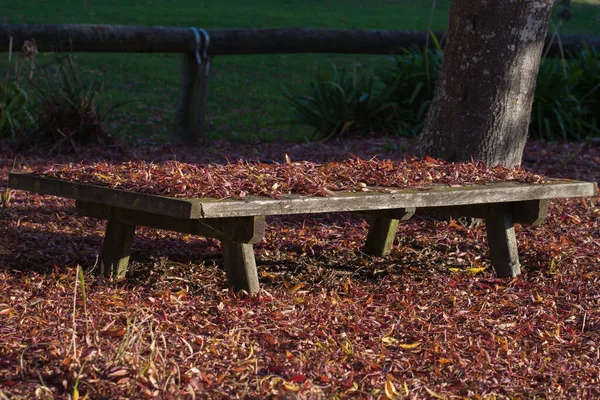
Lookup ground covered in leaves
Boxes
[0,138,599,399]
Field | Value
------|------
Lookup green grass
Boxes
[2,0,600,143]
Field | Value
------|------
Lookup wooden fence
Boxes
[1,24,598,141]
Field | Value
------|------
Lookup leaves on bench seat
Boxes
[31,156,546,200]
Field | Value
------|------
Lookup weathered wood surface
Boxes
[197,181,595,218]
[363,208,414,256]
[8,173,203,219]
[0,24,440,54]
[417,199,549,226]
[100,220,135,278]
[9,173,596,218]
[222,241,260,294]
[483,205,521,277]
[174,53,212,141]
[76,201,265,243]
[1,24,597,57]
[363,217,400,257]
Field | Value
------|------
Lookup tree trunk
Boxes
[417,0,556,168]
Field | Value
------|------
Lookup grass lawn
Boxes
[2,0,600,143]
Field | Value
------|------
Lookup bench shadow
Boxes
[0,207,556,292]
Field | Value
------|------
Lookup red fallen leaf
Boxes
[101,328,126,338]
[343,370,355,388]
[199,371,213,386]
[289,375,307,383]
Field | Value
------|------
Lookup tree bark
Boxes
[417,0,556,168]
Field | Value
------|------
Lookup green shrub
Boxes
[530,45,600,141]
[573,45,600,134]
[287,41,599,143]
[0,41,36,140]
[28,54,113,151]
[377,39,443,136]
[0,80,35,140]
[283,65,399,141]
[530,57,587,141]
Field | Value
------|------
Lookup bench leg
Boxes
[222,241,260,294]
[100,220,136,279]
[363,217,400,257]
[484,206,521,277]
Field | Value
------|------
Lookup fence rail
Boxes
[1,24,598,56]
[1,24,598,141]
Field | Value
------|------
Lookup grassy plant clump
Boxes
[29,54,113,151]
[1,41,118,151]
[283,65,399,141]
[0,40,36,141]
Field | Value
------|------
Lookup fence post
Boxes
[174,28,211,142]
[174,54,211,141]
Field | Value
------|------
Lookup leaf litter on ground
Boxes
[0,137,599,399]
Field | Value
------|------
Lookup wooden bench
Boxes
[8,172,596,293]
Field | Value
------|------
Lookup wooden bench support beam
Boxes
[175,53,211,142]
[363,217,399,257]
[484,206,521,277]
[512,199,548,226]
[418,199,549,225]
[363,208,414,256]
[222,241,260,294]
[76,201,265,244]
[101,220,136,278]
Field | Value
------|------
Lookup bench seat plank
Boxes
[8,173,595,218]
[196,181,594,218]
[8,173,203,219]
